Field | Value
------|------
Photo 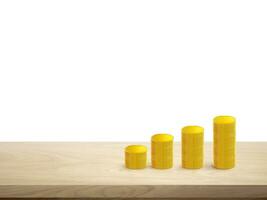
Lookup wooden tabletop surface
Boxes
[0,142,266,199]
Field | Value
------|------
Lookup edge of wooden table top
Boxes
[0,142,266,199]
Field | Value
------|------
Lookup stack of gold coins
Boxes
[125,145,147,169]
[151,133,173,169]
[181,126,204,169]
[213,116,236,169]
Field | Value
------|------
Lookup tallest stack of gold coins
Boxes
[213,116,236,169]
[124,115,236,170]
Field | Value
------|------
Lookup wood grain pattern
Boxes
[0,142,266,199]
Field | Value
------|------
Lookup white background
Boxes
[0,0,267,141]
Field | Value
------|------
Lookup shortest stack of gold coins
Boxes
[125,145,147,169]
[124,115,236,170]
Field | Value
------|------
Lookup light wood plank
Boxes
[0,142,266,198]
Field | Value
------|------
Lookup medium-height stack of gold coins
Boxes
[124,115,236,170]
[151,134,173,169]
[182,126,204,169]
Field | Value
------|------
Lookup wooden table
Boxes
[0,142,266,199]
